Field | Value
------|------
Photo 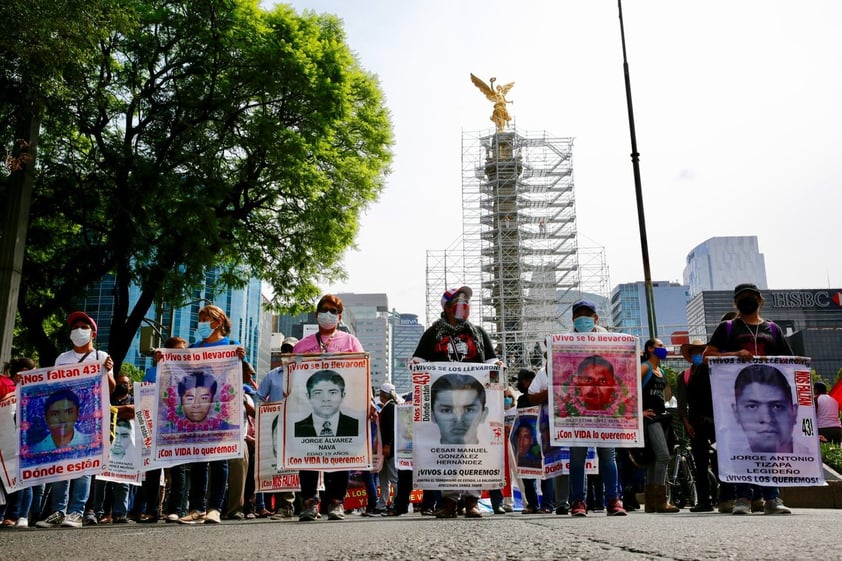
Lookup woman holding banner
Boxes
[292,294,365,523]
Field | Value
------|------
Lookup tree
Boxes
[0,0,133,365]
[16,0,393,367]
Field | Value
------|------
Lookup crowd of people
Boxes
[0,282,827,528]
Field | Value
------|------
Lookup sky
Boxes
[270,0,842,321]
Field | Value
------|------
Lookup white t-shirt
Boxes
[816,394,841,429]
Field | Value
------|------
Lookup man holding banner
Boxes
[704,283,799,515]
[411,286,503,519]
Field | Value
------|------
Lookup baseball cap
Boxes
[571,299,597,315]
[380,382,396,394]
[67,311,97,332]
[441,286,472,308]
[734,283,761,299]
[282,336,299,347]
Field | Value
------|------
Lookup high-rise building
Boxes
[610,281,690,341]
[337,293,390,391]
[78,271,266,372]
[389,311,425,394]
[683,236,768,297]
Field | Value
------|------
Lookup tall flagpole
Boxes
[618,0,658,340]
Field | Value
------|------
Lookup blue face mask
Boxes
[691,354,703,366]
[504,396,514,408]
[573,317,595,333]
[196,321,214,341]
[653,347,668,360]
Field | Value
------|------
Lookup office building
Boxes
[683,236,768,297]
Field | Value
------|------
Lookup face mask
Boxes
[196,321,214,340]
[504,396,514,408]
[691,354,703,366]
[453,300,470,322]
[573,317,595,333]
[653,347,668,360]
[70,328,92,347]
[736,298,759,315]
[317,311,339,329]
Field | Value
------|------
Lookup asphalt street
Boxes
[1,508,837,561]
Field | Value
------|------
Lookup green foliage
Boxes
[120,362,145,384]
[12,0,393,366]
[821,441,842,474]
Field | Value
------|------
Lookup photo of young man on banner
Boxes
[709,356,824,487]
[16,363,110,487]
[255,403,300,492]
[411,362,505,490]
[152,346,243,465]
[548,332,642,447]
[281,353,371,471]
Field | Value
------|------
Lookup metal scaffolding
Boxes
[460,127,579,368]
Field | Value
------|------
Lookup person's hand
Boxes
[104,356,114,371]
[382,444,391,456]
[643,408,657,419]
[368,403,378,421]
[734,349,753,361]
[236,346,246,360]
[153,350,164,363]
[409,357,424,365]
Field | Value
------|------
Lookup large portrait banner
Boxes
[15,362,110,487]
[548,332,643,447]
[411,362,505,490]
[281,353,371,471]
[152,346,243,465]
[710,356,824,487]
[0,391,19,492]
[395,403,414,470]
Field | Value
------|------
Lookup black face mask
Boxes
[736,298,760,315]
[112,383,130,400]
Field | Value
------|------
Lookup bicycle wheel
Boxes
[680,458,697,508]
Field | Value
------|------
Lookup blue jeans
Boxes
[736,484,778,501]
[570,447,619,502]
[50,475,92,515]
[188,460,228,513]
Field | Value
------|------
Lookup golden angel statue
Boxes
[470,73,515,132]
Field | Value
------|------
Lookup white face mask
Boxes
[70,328,92,347]
[317,311,339,329]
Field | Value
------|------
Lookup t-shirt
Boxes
[293,331,363,354]
[413,320,497,364]
[0,376,15,400]
[816,394,842,429]
[708,319,792,356]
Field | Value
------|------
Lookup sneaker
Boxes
[718,500,735,514]
[245,513,256,520]
[83,511,98,526]
[15,518,28,528]
[571,500,588,517]
[61,512,84,528]
[165,513,180,523]
[690,503,714,512]
[113,515,135,524]
[35,511,65,528]
[521,506,539,514]
[299,499,319,522]
[255,509,273,518]
[732,498,751,515]
[226,511,244,521]
[502,504,514,513]
[555,505,569,515]
[434,499,458,519]
[464,498,482,518]
[178,510,207,524]
[269,507,293,520]
[606,498,627,516]
[493,506,506,515]
[327,501,345,521]
[750,499,765,513]
[205,509,221,524]
[763,497,791,515]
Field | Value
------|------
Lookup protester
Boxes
[375,382,399,514]
[255,336,298,519]
[178,304,246,525]
[224,361,257,520]
[640,338,679,514]
[36,311,116,529]
[411,286,501,518]
[141,336,188,524]
[292,294,365,522]
[815,382,842,444]
[1,357,36,528]
[704,283,793,515]
[676,339,716,512]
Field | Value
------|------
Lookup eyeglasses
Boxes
[319,307,340,314]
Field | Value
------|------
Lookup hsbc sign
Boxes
[768,290,842,309]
